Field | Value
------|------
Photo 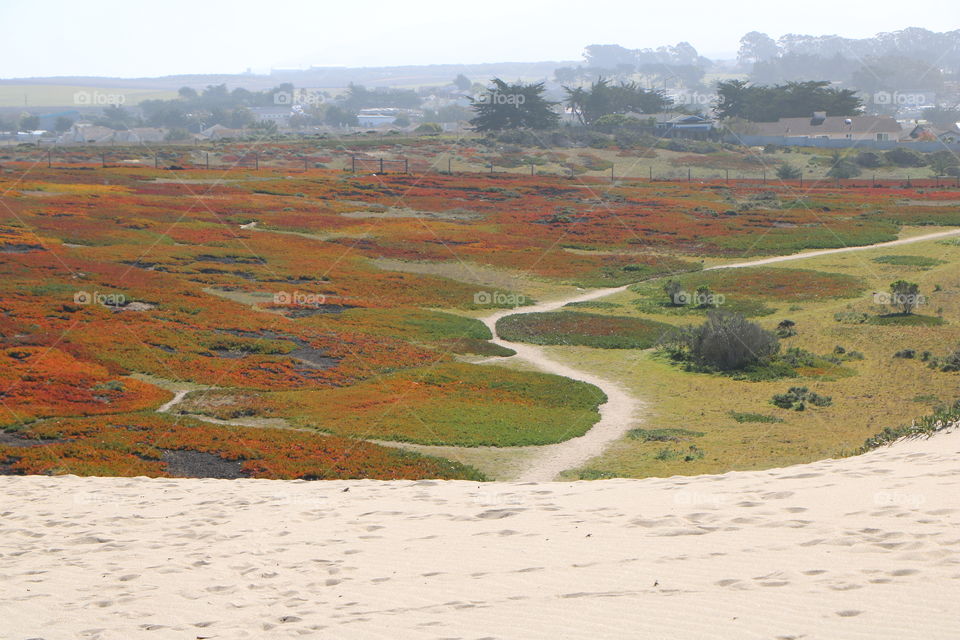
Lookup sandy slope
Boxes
[4,428,960,639]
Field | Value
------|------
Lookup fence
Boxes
[4,149,960,189]
[350,157,408,173]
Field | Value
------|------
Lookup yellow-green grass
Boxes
[176,363,607,447]
[552,237,960,478]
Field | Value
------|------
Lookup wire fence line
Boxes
[3,149,959,188]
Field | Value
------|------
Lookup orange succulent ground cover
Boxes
[1,152,959,479]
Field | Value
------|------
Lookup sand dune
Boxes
[4,428,960,639]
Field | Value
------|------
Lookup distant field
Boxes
[0,84,177,108]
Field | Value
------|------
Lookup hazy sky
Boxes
[1,0,958,78]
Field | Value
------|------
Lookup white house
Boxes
[751,113,904,142]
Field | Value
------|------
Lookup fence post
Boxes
[725,169,729,184]
[255,153,259,171]
[206,152,210,170]
[687,168,691,182]
[405,158,409,174]
[101,153,106,168]
[47,149,51,168]
[379,157,384,173]
[762,170,766,183]
[649,166,652,180]
[447,157,452,174]
[304,157,308,172]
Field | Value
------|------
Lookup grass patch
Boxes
[861,402,960,451]
[178,363,606,447]
[627,427,704,442]
[564,300,623,309]
[872,255,946,268]
[496,310,674,349]
[867,313,945,327]
[629,267,865,318]
[729,411,784,424]
[437,337,515,357]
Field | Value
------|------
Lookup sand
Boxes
[4,428,960,639]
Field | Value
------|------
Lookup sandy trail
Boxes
[703,227,960,271]
[481,227,960,480]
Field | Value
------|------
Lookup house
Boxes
[57,124,117,144]
[248,107,293,126]
[16,130,47,142]
[751,113,903,142]
[357,114,396,127]
[621,112,716,138]
[113,128,166,144]
[937,123,960,144]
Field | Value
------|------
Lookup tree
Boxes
[775,163,802,179]
[826,152,861,179]
[885,148,927,168]
[889,280,921,315]
[714,80,861,122]
[738,32,779,67]
[929,151,959,177]
[178,86,198,100]
[96,105,136,130]
[323,105,357,127]
[667,311,780,371]
[53,117,73,133]
[469,79,559,131]
[453,74,471,91]
[19,115,39,131]
[564,78,671,125]
[663,280,683,306]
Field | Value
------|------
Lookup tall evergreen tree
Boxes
[469,79,559,131]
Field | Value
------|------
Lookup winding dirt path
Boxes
[159,225,960,481]
[482,227,960,481]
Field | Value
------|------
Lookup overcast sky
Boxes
[1,0,958,78]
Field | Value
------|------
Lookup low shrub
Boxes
[772,386,832,411]
[729,411,783,424]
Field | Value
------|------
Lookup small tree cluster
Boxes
[659,311,779,371]
[771,386,832,411]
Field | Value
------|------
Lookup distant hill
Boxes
[0,61,578,92]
